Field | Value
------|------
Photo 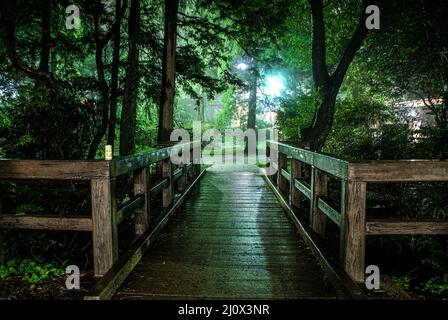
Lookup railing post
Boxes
[192,144,201,179]
[187,149,194,184]
[91,177,118,277]
[178,163,187,193]
[310,167,328,237]
[277,153,288,193]
[290,159,302,208]
[266,145,277,185]
[134,166,150,235]
[340,180,367,283]
[162,158,173,208]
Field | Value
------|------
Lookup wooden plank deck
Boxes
[115,164,340,299]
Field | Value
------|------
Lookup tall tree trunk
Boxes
[107,0,124,147]
[245,63,258,155]
[157,0,179,145]
[88,0,127,159]
[301,86,339,151]
[120,0,141,156]
[247,64,258,130]
[199,99,205,122]
[88,2,111,159]
[301,0,369,151]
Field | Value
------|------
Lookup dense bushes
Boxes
[276,95,315,141]
[0,259,65,284]
[0,82,99,160]
[324,98,412,160]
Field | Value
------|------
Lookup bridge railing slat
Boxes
[289,159,302,209]
[310,167,328,237]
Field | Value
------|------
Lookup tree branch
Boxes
[98,0,128,48]
[331,0,369,89]
[4,0,54,84]
[309,0,330,88]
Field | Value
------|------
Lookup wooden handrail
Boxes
[0,215,92,231]
[366,219,448,235]
[348,160,448,182]
[268,140,349,179]
[0,160,110,180]
[110,141,197,177]
[0,141,202,278]
[0,141,197,180]
[265,140,448,283]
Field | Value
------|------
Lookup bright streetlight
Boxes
[264,75,285,97]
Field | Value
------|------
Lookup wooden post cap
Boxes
[105,145,113,160]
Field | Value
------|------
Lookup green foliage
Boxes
[387,274,448,296]
[392,275,412,290]
[324,98,412,160]
[255,161,268,168]
[356,0,447,100]
[215,104,235,129]
[414,126,448,159]
[276,94,317,141]
[0,83,99,159]
[134,104,159,150]
[0,259,65,284]
[281,0,362,72]
[15,204,44,215]
[418,278,448,295]
[215,87,237,129]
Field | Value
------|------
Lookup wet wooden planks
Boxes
[115,165,339,299]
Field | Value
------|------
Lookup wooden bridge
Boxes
[115,164,340,299]
[1,141,448,299]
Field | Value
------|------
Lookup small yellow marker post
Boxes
[105,145,113,160]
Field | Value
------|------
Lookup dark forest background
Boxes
[0,0,447,298]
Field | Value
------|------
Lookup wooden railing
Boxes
[0,142,202,278]
[265,140,448,283]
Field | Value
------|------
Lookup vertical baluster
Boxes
[266,145,271,180]
[339,180,346,259]
[187,148,194,184]
[192,144,201,178]
[277,153,288,193]
[178,163,187,193]
[340,180,367,282]
[290,158,302,208]
[276,152,287,192]
[310,167,328,237]
[162,158,173,208]
[91,178,118,277]
[266,144,277,184]
[134,166,150,235]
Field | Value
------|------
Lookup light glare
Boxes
[265,75,285,97]
[236,62,249,71]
